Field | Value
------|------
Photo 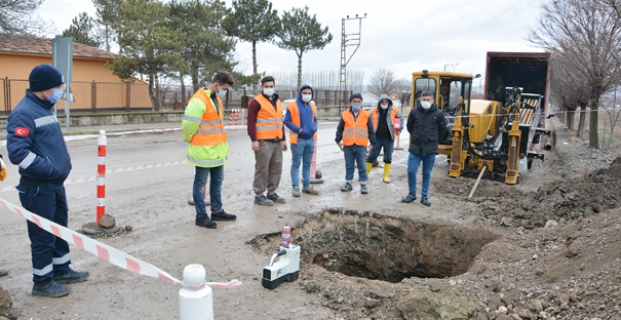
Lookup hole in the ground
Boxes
[249,209,499,283]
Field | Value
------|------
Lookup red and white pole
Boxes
[97,130,107,224]
[234,109,239,126]
[229,111,233,126]
[394,118,404,150]
[310,134,323,184]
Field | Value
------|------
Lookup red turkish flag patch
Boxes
[15,127,29,137]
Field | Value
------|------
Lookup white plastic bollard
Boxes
[179,264,214,320]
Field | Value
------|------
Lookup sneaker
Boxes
[52,270,90,284]
[292,188,301,197]
[360,185,368,194]
[267,192,285,203]
[341,183,353,192]
[254,194,274,206]
[195,214,217,229]
[0,267,8,277]
[32,280,71,297]
[402,193,417,203]
[421,196,431,206]
[211,210,237,221]
[302,187,319,195]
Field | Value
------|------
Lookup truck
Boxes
[410,51,552,184]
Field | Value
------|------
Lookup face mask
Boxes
[352,104,361,112]
[45,88,63,104]
[302,94,312,103]
[217,88,227,98]
[263,88,275,96]
[380,104,388,110]
[421,101,432,110]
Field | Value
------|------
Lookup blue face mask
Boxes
[352,104,362,112]
[46,88,63,104]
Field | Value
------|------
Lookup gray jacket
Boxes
[372,94,403,140]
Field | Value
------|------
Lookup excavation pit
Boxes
[250,209,498,283]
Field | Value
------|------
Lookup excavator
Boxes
[411,60,553,184]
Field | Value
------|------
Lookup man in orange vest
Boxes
[366,94,403,183]
[183,71,237,229]
[247,76,287,206]
[284,84,319,197]
[335,93,376,194]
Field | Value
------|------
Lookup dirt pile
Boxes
[251,207,621,319]
[474,157,621,229]
[0,286,11,314]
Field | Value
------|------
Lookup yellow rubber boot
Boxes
[383,164,391,183]
[366,162,373,174]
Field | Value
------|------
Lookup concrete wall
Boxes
[0,111,185,129]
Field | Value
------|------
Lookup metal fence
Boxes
[1,78,352,114]
[159,86,352,111]
[1,78,153,114]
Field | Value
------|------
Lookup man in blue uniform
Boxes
[7,64,89,297]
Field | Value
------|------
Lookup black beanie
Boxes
[349,93,363,102]
[29,64,64,92]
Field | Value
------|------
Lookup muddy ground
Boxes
[1,118,621,320]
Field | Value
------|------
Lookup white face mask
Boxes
[421,101,432,110]
[302,94,312,103]
[263,88,275,96]
[217,88,227,98]
[380,104,388,110]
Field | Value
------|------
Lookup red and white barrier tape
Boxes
[0,197,179,283]
[0,160,188,193]
[0,197,242,289]
[0,143,340,193]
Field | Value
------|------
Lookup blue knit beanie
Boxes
[29,64,64,92]
[349,93,363,102]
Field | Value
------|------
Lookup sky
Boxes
[35,0,547,86]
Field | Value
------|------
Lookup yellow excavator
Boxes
[411,52,553,184]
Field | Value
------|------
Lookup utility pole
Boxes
[443,63,458,72]
[339,13,366,112]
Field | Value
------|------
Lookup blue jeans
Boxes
[344,145,368,184]
[193,165,224,217]
[366,138,394,164]
[290,138,314,189]
[407,153,436,196]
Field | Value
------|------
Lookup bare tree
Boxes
[369,69,398,96]
[530,0,621,149]
[0,0,53,37]
[601,86,621,150]
[394,78,412,107]
[549,52,590,132]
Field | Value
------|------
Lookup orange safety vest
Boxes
[286,100,317,144]
[253,94,284,140]
[188,90,227,148]
[342,109,370,147]
[371,107,399,132]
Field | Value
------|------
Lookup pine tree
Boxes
[111,0,181,109]
[60,12,101,48]
[167,0,236,93]
[276,6,333,89]
[222,0,280,84]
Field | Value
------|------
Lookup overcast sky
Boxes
[36,0,546,85]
